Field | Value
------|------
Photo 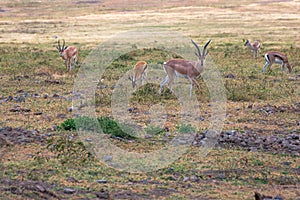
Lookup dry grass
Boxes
[0,0,299,47]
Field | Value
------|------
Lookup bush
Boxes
[46,135,94,166]
[144,125,165,135]
[97,116,136,139]
[59,118,76,131]
[177,123,197,133]
[58,116,136,139]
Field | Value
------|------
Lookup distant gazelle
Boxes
[56,39,78,71]
[159,39,211,97]
[244,39,261,59]
[129,61,148,88]
[263,51,292,73]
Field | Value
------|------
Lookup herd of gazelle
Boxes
[56,38,293,96]
[128,39,211,96]
[244,39,292,73]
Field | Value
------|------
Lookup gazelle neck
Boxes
[246,43,254,50]
[195,59,205,73]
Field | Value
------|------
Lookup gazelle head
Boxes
[128,61,148,88]
[287,63,293,73]
[191,39,211,67]
[128,75,136,88]
[244,39,250,46]
[56,39,68,57]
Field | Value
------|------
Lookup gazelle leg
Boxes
[280,61,285,72]
[67,59,71,72]
[192,79,201,96]
[73,55,78,69]
[71,58,74,71]
[263,62,272,73]
[188,77,194,97]
[159,76,169,94]
[65,60,68,71]
[263,54,270,73]
[167,75,175,93]
[142,71,147,85]
[160,65,175,94]
[187,77,200,97]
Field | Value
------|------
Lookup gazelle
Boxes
[129,61,148,88]
[56,39,78,71]
[159,39,211,97]
[263,51,292,73]
[244,39,261,59]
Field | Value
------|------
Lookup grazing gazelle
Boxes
[244,39,261,59]
[159,39,211,97]
[129,61,148,88]
[263,51,292,73]
[56,39,78,71]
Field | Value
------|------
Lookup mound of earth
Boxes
[193,129,300,156]
[0,126,46,146]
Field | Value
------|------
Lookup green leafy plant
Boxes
[144,125,165,135]
[58,116,136,139]
[177,123,197,133]
[58,118,76,131]
[97,116,136,139]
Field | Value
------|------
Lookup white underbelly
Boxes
[175,71,188,78]
[274,58,283,64]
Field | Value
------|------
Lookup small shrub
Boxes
[98,116,136,139]
[59,116,135,139]
[131,84,165,103]
[118,54,134,61]
[144,125,165,135]
[59,118,76,131]
[177,123,196,133]
[58,117,100,131]
[46,134,94,166]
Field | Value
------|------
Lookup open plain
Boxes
[0,0,299,199]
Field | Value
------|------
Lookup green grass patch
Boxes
[58,116,136,139]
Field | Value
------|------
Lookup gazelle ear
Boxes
[56,46,60,50]
[64,46,68,50]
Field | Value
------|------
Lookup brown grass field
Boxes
[0,0,299,199]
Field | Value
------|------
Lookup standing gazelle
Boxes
[263,51,292,73]
[56,39,78,72]
[129,61,148,88]
[159,39,211,97]
[244,39,261,59]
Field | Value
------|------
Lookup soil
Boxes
[0,122,298,199]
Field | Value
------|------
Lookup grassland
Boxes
[0,0,299,199]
